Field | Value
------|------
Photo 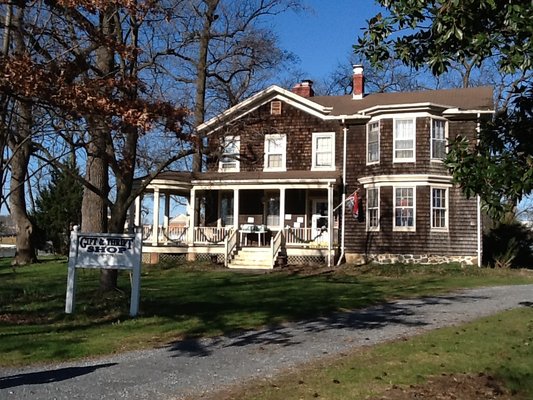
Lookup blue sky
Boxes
[271,0,379,80]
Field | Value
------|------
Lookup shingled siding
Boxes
[343,117,480,265]
[209,101,342,172]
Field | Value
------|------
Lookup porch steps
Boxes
[228,247,273,269]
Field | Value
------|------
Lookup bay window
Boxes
[394,118,415,162]
[394,187,415,231]
[367,121,380,164]
[431,187,448,230]
[431,119,447,160]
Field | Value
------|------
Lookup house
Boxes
[133,65,494,268]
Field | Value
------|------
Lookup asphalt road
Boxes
[1,284,532,400]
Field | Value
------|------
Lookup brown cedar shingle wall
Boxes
[208,99,479,258]
[343,118,478,257]
[208,101,341,172]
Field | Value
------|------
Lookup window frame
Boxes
[218,135,240,172]
[264,133,287,171]
[393,117,416,163]
[431,186,449,231]
[312,132,335,170]
[366,187,380,231]
[366,121,380,165]
[270,100,282,115]
[430,118,448,161]
[393,186,416,232]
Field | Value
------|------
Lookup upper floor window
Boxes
[219,135,240,172]
[367,121,380,164]
[366,187,380,231]
[394,118,416,162]
[431,119,447,160]
[264,134,286,171]
[394,186,415,231]
[312,132,335,170]
[431,187,448,230]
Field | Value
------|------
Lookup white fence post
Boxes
[65,226,79,314]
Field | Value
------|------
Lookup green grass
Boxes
[0,257,532,367]
[228,307,533,399]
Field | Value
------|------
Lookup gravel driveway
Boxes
[1,284,532,400]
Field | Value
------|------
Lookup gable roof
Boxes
[197,85,334,134]
[198,85,494,133]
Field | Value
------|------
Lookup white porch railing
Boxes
[142,225,338,248]
[165,226,188,242]
[194,227,231,244]
[142,225,188,244]
[285,227,337,247]
[224,229,238,267]
[271,229,285,268]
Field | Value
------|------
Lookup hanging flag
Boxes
[346,190,359,219]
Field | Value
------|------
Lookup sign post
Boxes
[65,226,143,317]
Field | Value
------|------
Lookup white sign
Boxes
[65,226,143,317]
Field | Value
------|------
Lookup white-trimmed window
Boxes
[431,119,447,160]
[394,187,415,231]
[219,135,240,172]
[271,100,282,115]
[366,187,379,231]
[264,134,286,171]
[312,132,335,170]
[394,118,416,162]
[431,187,448,230]
[367,121,380,164]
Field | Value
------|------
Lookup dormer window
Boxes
[394,118,416,162]
[264,134,286,171]
[312,132,335,170]
[270,101,282,115]
[219,135,240,172]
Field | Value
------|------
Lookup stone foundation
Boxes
[345,253,478,266]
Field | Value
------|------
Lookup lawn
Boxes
[217,307,533,400]
[0,257,532,367]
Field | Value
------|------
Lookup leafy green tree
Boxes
[355,0,533,216]
[32,161,83,255]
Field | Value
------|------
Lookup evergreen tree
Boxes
[32,161,83,255]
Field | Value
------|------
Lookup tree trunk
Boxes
[10,101,37,266]
[80,8,118,292]
[192,0,220,173]
[9,4,37,266]
[81,122,113,290]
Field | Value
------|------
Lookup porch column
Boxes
[233,189,240,229]
[327,183,334,267]
[134,196,142,227]
[152,188,160,246]
[279,188,286,229]
[188,189,197,244]
[163,192,170,244]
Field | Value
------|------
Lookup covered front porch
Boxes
[135,171,341,268]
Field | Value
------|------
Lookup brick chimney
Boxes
[291,80,314,98]
[352,64,364,99]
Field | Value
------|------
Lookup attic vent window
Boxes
[271,101,282,115]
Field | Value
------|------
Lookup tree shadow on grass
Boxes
[0,363,117,389]
[164,291,491,358]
